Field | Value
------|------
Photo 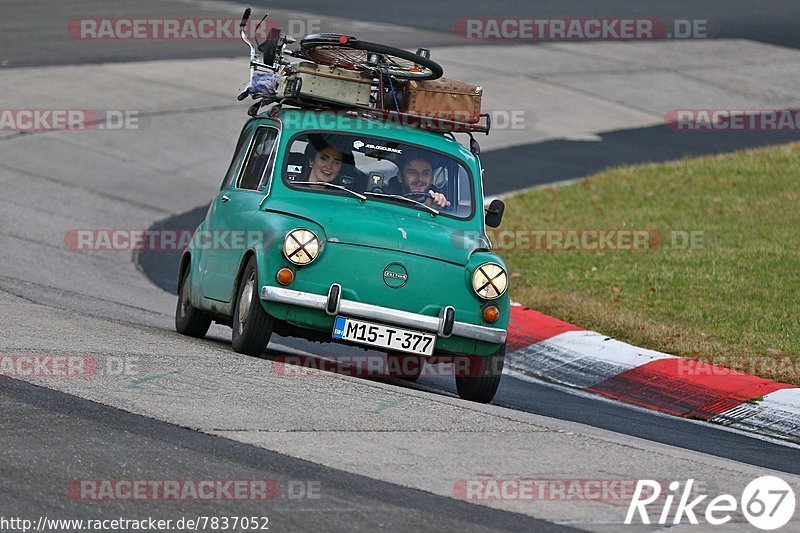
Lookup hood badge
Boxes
[383,263,408,288]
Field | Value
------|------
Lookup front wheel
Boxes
[175,265,211,338]
[231,257,273,356]
[455,344,505,403]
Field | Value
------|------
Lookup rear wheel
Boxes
[300,34,443,80]
[231,256,273,356]
[175,264,211,338]
[455,343,505,403]
[386,352,424,381]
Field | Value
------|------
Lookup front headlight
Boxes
[472,262,508,299]
[282,228,320,265]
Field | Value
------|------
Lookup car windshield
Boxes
[283,132,474,219]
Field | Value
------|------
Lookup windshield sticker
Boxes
[287,164,303,173]
[352,139,402,154]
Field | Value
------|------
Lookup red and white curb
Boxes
[505,304,800,444]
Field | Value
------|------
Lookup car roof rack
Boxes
[236,9,490,135]
[281,96,491,134]
[247,93,490,135]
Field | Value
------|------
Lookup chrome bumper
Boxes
[260,285,506,344]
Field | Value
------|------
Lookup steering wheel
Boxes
[402,191,432,201]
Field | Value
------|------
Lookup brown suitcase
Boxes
[392,78,483,123]
[281,62,372,107]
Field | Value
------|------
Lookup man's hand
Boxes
[428,190,451,208]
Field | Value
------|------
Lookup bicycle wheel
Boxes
[300,34,443,80]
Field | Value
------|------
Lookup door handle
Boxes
[221,195,230,202]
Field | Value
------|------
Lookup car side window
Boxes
[238,127,279,191]
[220,124,254,190]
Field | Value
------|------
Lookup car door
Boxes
[201,124,280,302]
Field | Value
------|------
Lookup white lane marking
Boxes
[711,387,800,442]
[762,387,800,408]
[507,329,675,388]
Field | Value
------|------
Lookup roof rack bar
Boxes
[272,97,491,134]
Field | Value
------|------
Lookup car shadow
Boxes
[189,327,453,393]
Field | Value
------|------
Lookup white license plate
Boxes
[332,316,436,356]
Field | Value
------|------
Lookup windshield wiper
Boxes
[290,181,367,202]
[363,192,439,216]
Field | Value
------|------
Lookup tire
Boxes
[386,352,424,382]
[231,256,273,356]
[300,34,443,80]
[175,264,212,338]
[455,343,505,404]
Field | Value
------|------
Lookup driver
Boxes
[389,153,450,208]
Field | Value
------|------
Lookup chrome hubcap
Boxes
[238,272,255,325]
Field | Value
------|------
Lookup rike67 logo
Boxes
[626,477,796,530]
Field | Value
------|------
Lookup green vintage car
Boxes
[175,108,509,402]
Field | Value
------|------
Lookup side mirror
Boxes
[469,136,480,156]
[485,199,505,228]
